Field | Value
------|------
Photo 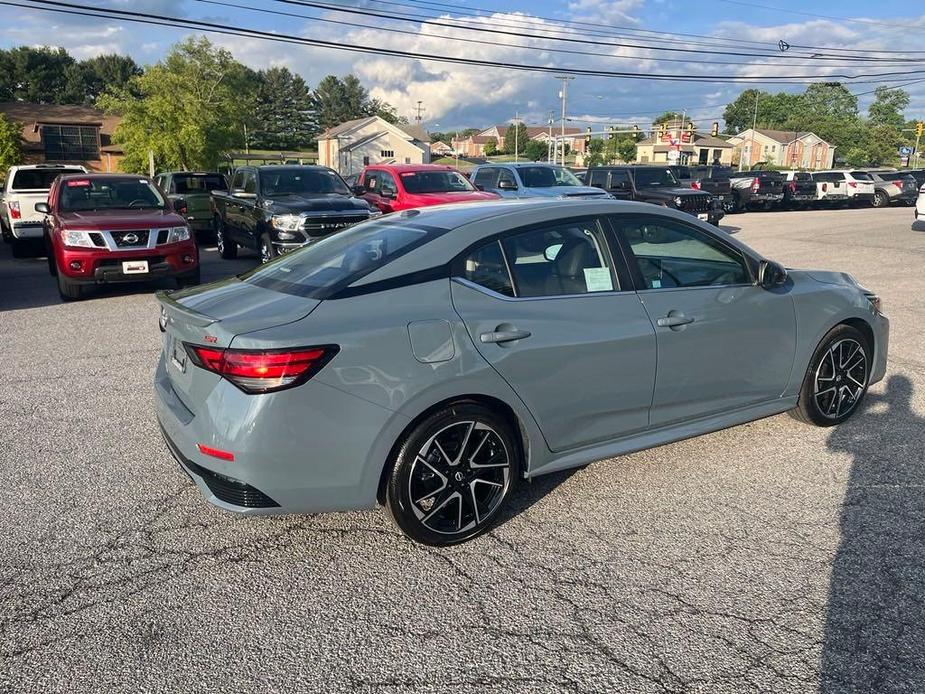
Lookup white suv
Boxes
[2,164,88,256]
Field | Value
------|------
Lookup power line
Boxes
[715,0,921,30]
[192,0,923,69]
[10,0,925,84]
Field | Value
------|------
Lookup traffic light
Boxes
[633,124,640,140]
[585,126,592,148]
[687,121,694,136]
[917,121,924,138]
[657,123,666,139]
[608,126,615,140]
[711,121,719,137]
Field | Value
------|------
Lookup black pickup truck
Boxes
[782,171,818,209]
[689,165,734,211]
[728,170,786,211]
[584,165,724,225]
[211,165,378,262]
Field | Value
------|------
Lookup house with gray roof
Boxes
[317,116,431,174]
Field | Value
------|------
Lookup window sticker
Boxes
[651,278,662,289]
[67,179,91,187]
[583,267,613,292]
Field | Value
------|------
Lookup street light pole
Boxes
[555,75,574,166]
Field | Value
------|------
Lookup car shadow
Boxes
[911,219,925,232]
[493,467,578,527]
[820,374,925,691]
[0,241,257,312]
[719,224,741,234]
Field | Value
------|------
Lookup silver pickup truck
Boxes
[2,164,87,256]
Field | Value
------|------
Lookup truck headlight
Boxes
[61,230,96,248]
[165,226,191,244]
[271,214,302,231]
[673,196,683,207]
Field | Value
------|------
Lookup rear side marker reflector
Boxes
[184,343,339,394]
[197,443,235,462]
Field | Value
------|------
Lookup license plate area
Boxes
[122,260,149,274]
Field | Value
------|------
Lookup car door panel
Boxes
[615,214,797,427]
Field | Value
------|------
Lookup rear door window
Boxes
[850,171,873,181]
[473,168,499,189]
[588,169,608,188]
[462,241,515,297]
[172,174,227,193]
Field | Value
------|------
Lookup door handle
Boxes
[480,328,531,344]
[656,313,695,328]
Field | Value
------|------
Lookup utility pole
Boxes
[513,111,520,163]
[547,111,555,162]
[414,101,425,124]
[554,75,574,166]
[742,91,759,172]
[243,123,249,155]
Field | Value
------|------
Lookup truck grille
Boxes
[302,214,369,237]
[679,195,711,213]
[111,230,150,248]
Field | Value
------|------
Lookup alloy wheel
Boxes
[216,225,225,254]
[407,421,511,536]
[260,240,272,263]
[813,338,869,419]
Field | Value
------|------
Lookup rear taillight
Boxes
[8,201,20,219]
[184,344,338,393]
[893,181,903,189]
[751,177,760,192]
[848,181,857,188]
[691,181,700,190]
[822,183,828,192]
[789,181,796,192]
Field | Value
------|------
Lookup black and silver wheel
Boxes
[215,217,237,259]
[792,325,871,426]
[386,403,519,545]
[259,233,276,264]
[872,190,889,208]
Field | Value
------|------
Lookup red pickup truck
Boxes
[39,173,200,301]
[355,164,499,213]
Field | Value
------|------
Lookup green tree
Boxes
[615,137,636,163]
[99,37,255,172]
[1,46,76,103]
[868,86,909,130]
[251,67,317,150]
[653,111,684,126]
[80,54,142,104]
[502,122,530,155]
[524,139,547,161]
[0,114,23,173]
[312,74,402,130]
[483,137,498,156]
[722,89,803,133]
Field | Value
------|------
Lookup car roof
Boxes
[58,172,149,180]
[162,171,223,175]
[365,164,455,172]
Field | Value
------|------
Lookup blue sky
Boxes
[2,0,924,132]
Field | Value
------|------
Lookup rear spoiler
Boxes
[155,289,217,328]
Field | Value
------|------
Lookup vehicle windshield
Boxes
[850,171,874,181]
[794,173,813,181]
[671,167,691,179]
[172,174,227,193]
[400,170,475,194]
[241,216,450,299]
[260,168,350,196]
[633,168,679,186]
[58,177,167,212]
[11,168,85,190]
[519,166,583,188]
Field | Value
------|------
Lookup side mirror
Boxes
[380,186,396,199]
[34,201,51,214]
[498,179,518,190]
[232,189,255,199]
[610,180,630,190]
[173,197,188,215]
[758,259,788,289]
[351,184,366,196]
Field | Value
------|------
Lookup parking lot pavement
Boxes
[1,207,924,693]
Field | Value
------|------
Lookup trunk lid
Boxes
[156,278,321,407]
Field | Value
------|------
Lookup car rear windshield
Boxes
[632,168,678,186]
[173,174,227,193]
[519,166,583,187]
[671,166,691,179]
[400,170,475,194]
[11,168,86,190]
[240,216,450,299]
[850,171,874,181]
[876,172,908,181]
[58,177,166,212]
[794,173,813,181]
[260,168,349,196]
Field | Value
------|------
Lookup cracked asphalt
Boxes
[1,206,924,693]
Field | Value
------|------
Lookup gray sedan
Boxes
[155,199,889,545]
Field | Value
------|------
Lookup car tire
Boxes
[872,190,889,208]
[791,324,872,427]
[259,233,276,264]
[176,267,201,288]
[215,217,237,259]
[56,271,84,301]
[385,402,520,545]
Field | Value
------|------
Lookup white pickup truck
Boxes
[1,164,87,256]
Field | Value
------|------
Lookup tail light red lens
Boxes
[184,344,338,393]
[789,181,796,192]
[751,177,760,192]
[197,443,235,462]
[893,181,903,189]
[8,201,20,219]
[691,181,701,190]
[848,181,857,188]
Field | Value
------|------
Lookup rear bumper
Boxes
[10,222,43,239]
[153,354,406,515]
[850,193,874,202]
[748,193,784,203]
